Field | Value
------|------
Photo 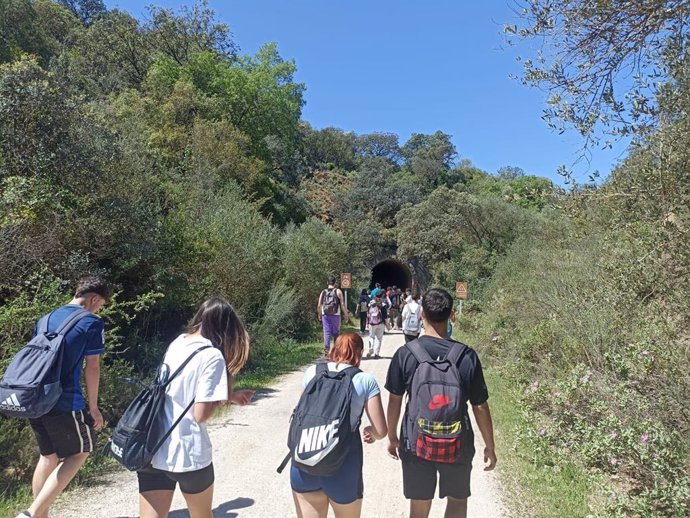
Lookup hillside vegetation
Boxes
[1,1,689,516]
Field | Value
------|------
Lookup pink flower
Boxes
[610,431,618,440]
[640,433,650,443]
[529,381,540,392]
[538,428,546,437]
[609,458,618,466]
[580,371,592,383]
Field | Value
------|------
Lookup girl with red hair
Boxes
[291,333,387,518]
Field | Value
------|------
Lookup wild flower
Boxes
[610,458,618,466]
[640,433,650,443]
[610,431,619,440]
[580,371,592,383]
[528,381,540,392]
[538,428,547,437]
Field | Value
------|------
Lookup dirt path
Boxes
[52,331,506,518]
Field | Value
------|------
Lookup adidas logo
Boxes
[0,393,26,412]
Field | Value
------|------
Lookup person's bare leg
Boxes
[331,499,363,518]
[31,454,58,518]
[139,489,175,518]
[444,497,468,518]
[27,453,88,518]
[293,490,329,518]
[181,485,214,518]
[410,499,433,518]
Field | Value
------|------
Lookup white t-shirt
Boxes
[302,362,380,430]
[402,301,422,334]
[151,334,228,472]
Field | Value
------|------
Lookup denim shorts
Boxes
[290,435,364,504]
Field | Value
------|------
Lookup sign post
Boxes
[455,281,468,321]
[341,273,352,320]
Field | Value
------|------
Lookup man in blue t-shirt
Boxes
[16,276,110,518]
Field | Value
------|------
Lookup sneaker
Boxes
[367,350,373,358]
[374,354,381,359]
[15,512,31,518]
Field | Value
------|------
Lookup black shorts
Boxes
[29,410,95,458]
[137,464,215,495]
[400,450,473,500]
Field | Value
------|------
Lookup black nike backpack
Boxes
[278,363,360,476]
[109,344,211,471]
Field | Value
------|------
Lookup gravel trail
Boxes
[52,331,506,518]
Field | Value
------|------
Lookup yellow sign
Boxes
[341,273,352,289]
[455,282,468,300]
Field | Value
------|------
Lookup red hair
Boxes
[329,333,364,367]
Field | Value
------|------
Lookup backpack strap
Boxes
[163,344,213,388]
[54,308,91,336]
[37,313,52,335]
[444,341,467,364]
[406,339,434,364]
[316,362,329,377]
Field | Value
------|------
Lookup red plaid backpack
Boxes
[402,340,469,463]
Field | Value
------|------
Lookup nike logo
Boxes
[428,394,451,410]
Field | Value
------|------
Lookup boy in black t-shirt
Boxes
[385,288,497,518]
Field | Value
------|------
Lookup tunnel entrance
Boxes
[370,259,412,290]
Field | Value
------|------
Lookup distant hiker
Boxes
[136,297,254,518]
[401,292,422,343]
[290,333,387,518]
[318,278,349,354]
[367,293,386,359]
[358,289,370,334]
[404,288,413,304]
[385,288,496,518]
[11,276,110,518]
[370,283,383,298]
[389,286,401,330]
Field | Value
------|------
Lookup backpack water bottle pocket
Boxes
[415,418,462,463]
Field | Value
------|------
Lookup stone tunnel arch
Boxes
[370,258,413,290]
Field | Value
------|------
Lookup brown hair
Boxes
[186,297,250,397]
[328,333,364,367]
[75,275,111,302]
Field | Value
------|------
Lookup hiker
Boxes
[367,293,386,359]
[137,297,254,518]
[357,289,370,334]
[369,283,383,299]
[14,276,110,518]
[290,333,387,518]
[385,288,497,518]
[317,278,349,354]
[380,288,391,332]
[401,292,422,343]
[389,286,401,330]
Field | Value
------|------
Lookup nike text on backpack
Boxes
[277,363,361,475]
[0,309,91,418]
[322,288,340,315]
[368,305,382,326]
[403,340,469,463]
[109,344,211,471]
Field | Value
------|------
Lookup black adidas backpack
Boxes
[0,308,91,418]
[402,340,470,464]
[278,363,361,476]
[109,343,211,471]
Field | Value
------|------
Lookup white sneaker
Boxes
[15,512,31,518]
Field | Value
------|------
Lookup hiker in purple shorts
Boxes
[317,277,349,354]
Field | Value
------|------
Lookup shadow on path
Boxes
[167,497,255,518]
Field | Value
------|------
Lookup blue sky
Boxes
[106,0,630,183]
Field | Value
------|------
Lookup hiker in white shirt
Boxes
[137,298,254,518]
[402,292,422,343]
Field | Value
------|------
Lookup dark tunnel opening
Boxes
[370,259,412,291]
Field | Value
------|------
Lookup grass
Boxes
[236,339,322,389]
[484,367,596,518]
[1,338,323,517]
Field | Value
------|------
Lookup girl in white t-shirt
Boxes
[137,298,254,518]
[291,333,388,518]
